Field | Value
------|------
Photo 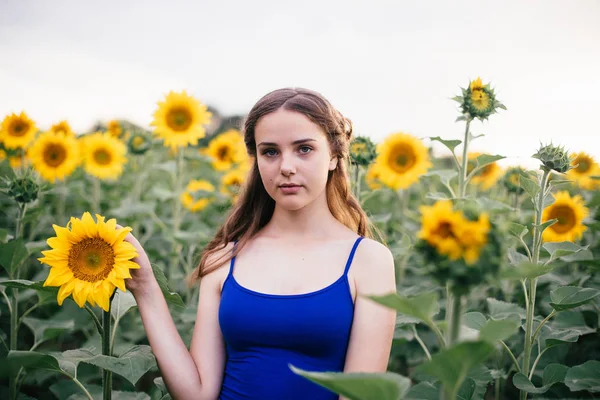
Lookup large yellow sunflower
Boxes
[50,120,75,138]
[81,132,128,180]
[453,213,490,265]
[28,131,80,182]
[374,132,432,190]
[566,152,600,191]
[1,112,38,149]
[181,179,216,212]
[542,191,589,243]
[38,212,139,311]
[151,91,212,151]
[204,129,248,171]
[467,152,503,190]
[418,201,465,261]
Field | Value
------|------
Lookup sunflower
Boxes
[542,191,589,243]
[418,201,465,261]
[455,77,505,121]
[349,136,377,166]
[151,91,212,151]
[28,131,80,182]
[181,179,216,212]
[374,132,432,190]
[204,129,248,171]
[453,213,490,265]
[221,168,246,202]
[503,166,526,194]
[38,212,139,311]
[467,152,503,190]
[107,120,123,138]
[1,112,38,149]
[50,120,75,138]
[80,132,127,180]
[365,163,383,190]
[566,152,600,191]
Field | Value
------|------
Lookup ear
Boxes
[329,156,338,171]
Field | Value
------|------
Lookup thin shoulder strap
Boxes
[343,236,364,275]
[227,240,239,278]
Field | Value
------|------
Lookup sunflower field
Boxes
[0,80,599,400]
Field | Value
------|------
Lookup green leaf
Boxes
[478,319,519,343]
[513,363,569,394]
[501,261,555,280]
[429,137,462,153]
[424,170,458,187]
[149,186,177,201]
[151,263,185,310]
[111,289,137,321]
[507,223,529,240]
[7,351,63,373]
[83,345,156,386]
[289,364,411,400]
[456,378,476,400]
[463,312,487,330]
[0,279,59,305]
[405,382,439,400]
[0,239,29,276]
[368,292,439,326]
[540,325,594,348]
[22,317,75,347]
[417,342,495,397]
[507,248,529,267]
[109,202,155,219]
[520,176,540,200]
[543,242,591,264]
[426,192,450,201]
[486,298,525,321]
[468,155,505,179]
[565,360,600,392]
[533,219,557,234]
[549,286,600,311]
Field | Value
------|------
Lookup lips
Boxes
[279,184,301,188]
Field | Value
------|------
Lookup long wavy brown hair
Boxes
[188,87,381,283]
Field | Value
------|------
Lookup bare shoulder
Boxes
[200,241,236,293]
[352,238,395,294]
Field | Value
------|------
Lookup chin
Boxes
[276,196,309,211]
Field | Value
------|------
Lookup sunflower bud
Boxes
[128,132,151,155]
[532,143,572,173]
[503,166,526,194]
[454,77,506,121]
[349,136,377,166]
[8,175,39,203]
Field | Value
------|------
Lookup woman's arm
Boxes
[343,239,396,373]
[125,232,229,400]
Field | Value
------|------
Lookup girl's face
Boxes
[254,108,338,211]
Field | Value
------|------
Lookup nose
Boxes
[280,152,296,176]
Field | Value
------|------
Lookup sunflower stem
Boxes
[102,307,112,400]
[458,118,472,198]
[353,163,362,202]
[448,294,462,346]
[520,168,550,400]
[92,177,102,214]
[84,304,104,337]
[168,149,185,280]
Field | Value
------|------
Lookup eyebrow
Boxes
[257,138,317,147]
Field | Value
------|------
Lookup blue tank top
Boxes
[218,237,363,400]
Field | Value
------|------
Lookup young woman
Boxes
[123,88,396,400]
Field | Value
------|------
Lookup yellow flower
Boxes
[107,120,123,138]
[50,120,75,138]
[365,163,383,190]
[374,132,432,190]
[467,152,503,190]
[418,201,465,261]
[221,168,246,202]
[38,212,139,311]
[151,91,212,151]
[28,131,80,182]
[204,129,248,171]
[469,77,485,91]
[566,152,600,191]
[542,191,588,243]
[453,213,490,265]
[470,90,490,112]
[81,132,128,180]
[181,179,216,212]
[1,112,38,149]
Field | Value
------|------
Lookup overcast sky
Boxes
[1,0,599,168]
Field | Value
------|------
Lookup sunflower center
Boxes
[10,121,29,137]
[389,145,416,173]
[471,90,490,111]
[43,143,67,167]
[68,237,115,282]
[575,158,590,173]
[167,108,193,132]
[93,148,112,165]
[509,174,520,186]
[132,136,145,147]
[434,221,454,238]
[218,146,231,161]
[548,205,576,233]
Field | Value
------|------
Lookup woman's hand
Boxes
[116,224,157,297]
